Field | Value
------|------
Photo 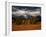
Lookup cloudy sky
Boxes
[12,6,41,12]
[12,6,41,18]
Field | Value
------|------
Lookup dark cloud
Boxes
[12,6,41,12]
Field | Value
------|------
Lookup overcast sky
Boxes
[12,6,41,17]
[12,6,41,11]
